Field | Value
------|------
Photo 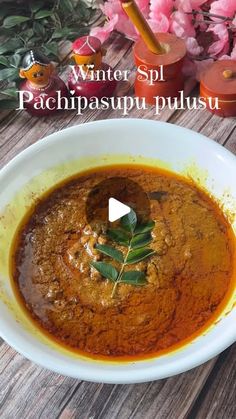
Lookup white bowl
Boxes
[0,119,236,384]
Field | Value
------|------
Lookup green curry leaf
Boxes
[91,209,156,297]
[107,229,130,246]
[130,232,152,249]
[120,208,137,233]
[95,244,124,263]
[120,271,147,285]
[126,248,156,264]
[134,220,155,234]
[90,262,118,282]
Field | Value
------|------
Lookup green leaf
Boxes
[21,28,34,41]
[14,47,29,55]
[43,42,58,57]
[130,232,152,249]
[33,22,45,38]
[9,53,21,68]
[35,10,53,19]
[1,88,18,99]
[120,271,147,285]
[3,16,30,28]
[0,67,19,81]
[76,3,93,21]
[0,56,9,67]
[95,244,124,263]
[66,27,88,40]
[126,248,155,264]
[90,262,118,282]
[134,220,155,234]
[51,27,74,39]
[31,1,44,13]
[0,27,13,37]
[107,228,130,246]
[0,99,18,110]
[0,39,23,54]
[60,0,74,13]
[120,208,137,233]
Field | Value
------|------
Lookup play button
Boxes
[108,198,131,222]
[86,176,150,230]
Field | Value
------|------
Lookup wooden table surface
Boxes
[0,32,236,419]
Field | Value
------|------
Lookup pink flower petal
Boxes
[231,42,236,59]
[100,1,121,18]
[149,0,173,18]
[136,0,150,15]
[207,23,229,57]
[210,0,236,19]
[90,14,119,44]
[148,13,170,33]
[174,0,208,13]
[99,0,150,41]
[221,40,236,59]
[186,37,203,56]
[170,11,196,38]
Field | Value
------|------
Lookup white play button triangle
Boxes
[108,198,131,222]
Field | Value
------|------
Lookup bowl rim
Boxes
[0,118,236,383]
[1,118,236,178]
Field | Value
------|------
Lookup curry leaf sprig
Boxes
[91,209,155,298]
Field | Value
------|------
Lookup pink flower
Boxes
[207,23,229,57]
[115,0,150,38]
[148,13,170,33]
[90,15,119,43]
[186,37,203,56]
[193,11,208,31]
[148,0,173,32]
[231,42,236,59]
[174,0,208,13]
[150,0,173,18]
[136,0,150,14]
[210,0,236,19]
[170,11,196,38]
[89,0,236,79]
[91,0,150,42]
[220,39,236,59]
[101,0,149,17]
[100,0,121,17]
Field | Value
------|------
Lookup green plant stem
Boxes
[111,243,131,298]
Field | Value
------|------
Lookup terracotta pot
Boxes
[134,33,186,103]
[200,60,236,118]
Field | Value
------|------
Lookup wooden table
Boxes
[0,32,236,419]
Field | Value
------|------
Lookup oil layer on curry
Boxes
[11,165,236,360]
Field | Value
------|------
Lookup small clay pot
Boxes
[200,60,236,118]
[134,33,187,104]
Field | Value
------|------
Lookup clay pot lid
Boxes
[72,36,101,55]
[134,33,186,66]
[200,60,236,100]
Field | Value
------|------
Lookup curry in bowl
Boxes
[11,165,236,360]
